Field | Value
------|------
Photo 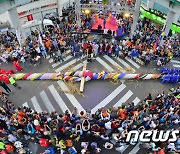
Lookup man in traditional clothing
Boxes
[13,60,22,71]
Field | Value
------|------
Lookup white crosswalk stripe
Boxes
[129,143,140,154]
[125,57,140,69]
[73,62,84,71]
[96,57,114,71]
[133,57,144,65]
[119,51,141,67]
[103,55,125,72]
[132,97,140,106]
[49,58,53,63]
[48,85,71,114]
[22,102,29,108]
[40,91,55,113]
[171,59,180,68]
[92,84,126,113]
[116,144,129,153]
[113,90,133,107]
[55,60,85,73]
[55,58,83,72]
[31,96,42,112]
[57,81,85,112]
[55,59,77,72]
[171,60,180,64]
[173,64,180,68]
[116,58,135,73]
[52,55,72,68]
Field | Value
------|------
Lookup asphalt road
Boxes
[3,55,175,112]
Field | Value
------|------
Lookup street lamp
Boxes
[124,13,130,18]
[84,9,90,15]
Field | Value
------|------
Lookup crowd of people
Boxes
[0,2,179,154]
[1,19,178,70]
[0,9,179,69]
[80,0,136,7]
[124,18,179,66]
[0,84,179,153]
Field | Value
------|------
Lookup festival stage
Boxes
[91,18,118,31]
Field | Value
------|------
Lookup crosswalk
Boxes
[171,59,180,68]
[24,54,142,114]
[22,54,146,153]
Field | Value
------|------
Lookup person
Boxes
[0,89,8,96]
[93,42,99,58]
[107,29,112,36]
[13,60,22,71]
[87,42,93,62]
[20,56,27,67]
[35,45,42,64]
[74,43,81,62]
[0,81,11,93]
[103,18,106,29]
[97,24,102,31]
[57,50,64,62]
[8,75,21,89]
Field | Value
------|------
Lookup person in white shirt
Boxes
[93,43,99,58]
[8,134,17,143]
[157,59,162,67]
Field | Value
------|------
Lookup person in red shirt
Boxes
[39,138,50,147]
[13,60,22,71]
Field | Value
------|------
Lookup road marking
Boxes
[116,58,135,72]
[96,56,125,83]
[92,84,126,113]
[73,63,84,71]
[173,64,180,68]
[55,59,79,72]
[119,50,142,66]
[129,143,140,154]
[125,57,140,69]
[31,96,42,112]
[40,91,55,113]
[55,61,84,73]
[66,50,71,54]
[48,85,71,114]
[57,81,85,112]
[132,97,140,106]
[96,57,114,71]
[119,51,140,69]
[116,144,129,153]
[22,102,29,108]
[49,58,53,63]
[133,57,144,65]
[103,55,124,71]
[52,55,72,68]
[114,90,133,107]
[171,60,180,64]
